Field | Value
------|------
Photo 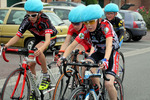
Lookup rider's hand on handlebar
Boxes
[34,48,42,57]
[98,58,109,70]
[57,57,66,67]
[54,53,61,61]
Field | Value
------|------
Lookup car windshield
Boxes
[131,12,144,21]
[53,9,70,20]
[45,12,65,26]
[0,9,9,24]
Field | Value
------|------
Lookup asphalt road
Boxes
[0,31,150,99]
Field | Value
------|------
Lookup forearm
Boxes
[104,37,113,60]
[5,35,20,47]
[89,46,94,55]
[63,40,78,58]
[39,34,51,52]
[60,35,72,51]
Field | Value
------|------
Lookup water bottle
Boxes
[93,84,99,95]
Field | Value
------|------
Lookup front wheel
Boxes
[52,70,73,100]
[118,51,125,82]
[68,86,86,100]
[1,68,30,100]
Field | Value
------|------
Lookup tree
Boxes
[82,0,98,6]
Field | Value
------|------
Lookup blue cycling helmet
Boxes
[81,4,104,22]
[104,3,119,12]
[68,5,86,23]
[24,0,43,12]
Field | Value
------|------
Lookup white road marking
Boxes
[124,47,150,57]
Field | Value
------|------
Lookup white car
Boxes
[44,6,74,26]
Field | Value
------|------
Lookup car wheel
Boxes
[132,36,142,41]
[123,30,132,42]
[25,38,35,50]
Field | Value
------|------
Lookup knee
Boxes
[29,62,36,68]
[105,81,114,90]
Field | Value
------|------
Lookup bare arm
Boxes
[104,37,113,60]
[60,34,72,51]
[89,46,94,55]
[5,35,20,47]
[39,34,51,52]
[63,40,79,58]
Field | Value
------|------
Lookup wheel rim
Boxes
[124,31,130,41]
[27,40,34,50]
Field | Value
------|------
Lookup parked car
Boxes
[119,10,147,41]
[48,1,84,7]
[44,6,74,26]
[0,7,68,50]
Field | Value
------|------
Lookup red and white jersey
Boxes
[75,19,119,53]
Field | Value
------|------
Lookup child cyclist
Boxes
[104,3,125,47]
[57,4,120,100]
[55,5,91,60]
[0,0,58,94]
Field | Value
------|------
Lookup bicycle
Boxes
[52,49,87,100]
[118,51,125,82]
[0,43,62,100]
[63,60,124,100]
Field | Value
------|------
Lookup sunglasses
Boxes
[71,22,80,26]
[83,19,97,25]
[26,13,38,18]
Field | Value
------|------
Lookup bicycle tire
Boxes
[118,51,125,82]
[46,61,63,99]
[1,68,30,100]
[68,86,87,100]
[52,70,73,100]
[115,76,124,100]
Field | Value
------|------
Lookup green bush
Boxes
[138,6,150,29]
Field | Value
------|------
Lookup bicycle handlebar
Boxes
[62,61,109,81]
[0,43,41,65]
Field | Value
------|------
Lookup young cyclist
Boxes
[104,3,125,47]
[55,5,91,60]
[57,4,119,100]
[0,0,58,93]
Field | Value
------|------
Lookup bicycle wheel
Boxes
[118,51,125,82]
[104,76,124,100]
[52,70,73,100]
[115,76,124,100]
[1,68,30,100]
[68,86,87,100]
[45,61,62,99]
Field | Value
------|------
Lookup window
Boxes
[7,10,26,25]
[132,12,144,21]
[54,9,70,20]
[44,12,65,26]
[0,9,9,24]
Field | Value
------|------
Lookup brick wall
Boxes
[141,0,150,11]
[126,0,141,11]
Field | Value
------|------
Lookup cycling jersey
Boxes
[75,19,119,53]
[16,13,58,41]
[107,17,124,44]
[67,24,91,51]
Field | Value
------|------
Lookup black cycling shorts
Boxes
[87,50,119,76]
